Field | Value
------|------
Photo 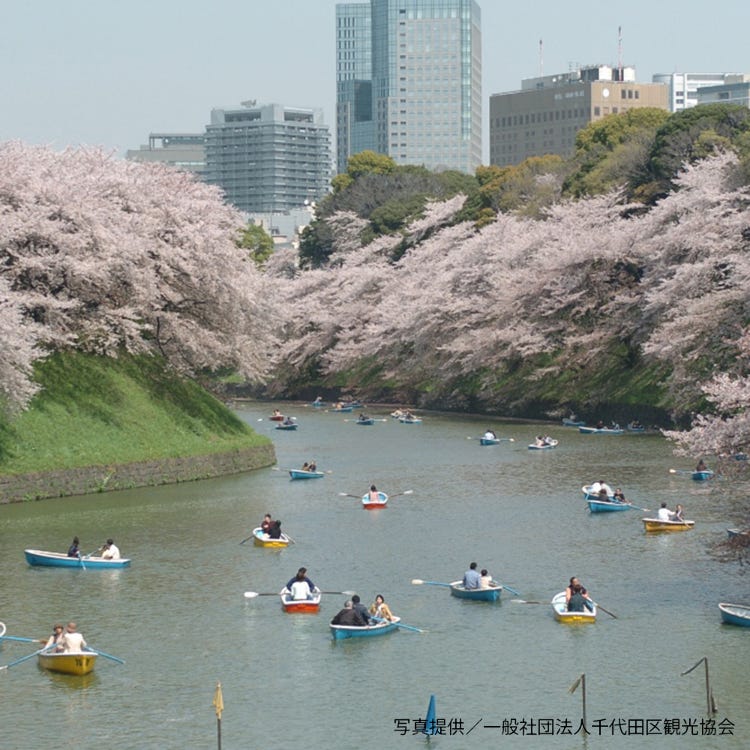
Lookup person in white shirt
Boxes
[657,503,673,521]
[101,538,121,560]
[59,622,86,653]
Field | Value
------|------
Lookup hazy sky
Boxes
[3,0,748,161]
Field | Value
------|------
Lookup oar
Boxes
[467,436,515,442]
[0,635,45,644]
[411,579,452,588]
[339,492,361,499]
[625,502,651,512]
[371,616,426,634]
[669,468,693,476]
[284,533,297,544]
[244,589,355,599]
[85,646,125,664]
[390,490,414,499]
[239,532,256,545]
[500,583,522,596]
[0,644,54,671]
[511,599,545,604]
[592,603,618,619]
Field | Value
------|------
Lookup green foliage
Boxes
[344,150,398,179]
[238,222,275,265]
[0,352,269,475]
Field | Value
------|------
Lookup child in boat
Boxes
[479,569,493,589]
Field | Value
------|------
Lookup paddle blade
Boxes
[411,579,425,585]
[243,592,259,598]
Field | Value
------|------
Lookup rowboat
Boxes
[718,602,750,627]
[275,422,298,431]
[581,485,614,499]
[579,426,624,435]
[269,414,285,421]
[399,417,422,424]
[627,422,646,432]
[311,401,327,408]
[727,528,750,540]
[562,418,585,427]
[24,549,131,569]
[330,405,354,413]
[449,581,503,602]
[528,439,558,450]
[551,591,597,623]
[692,470,714,481]
[587,499,632,513]
[279,587,322,613]
[252,527,291,548]
[289,469,324,480]
[362,491,388,510]
[642,518,695,533]
[479,436,501,445]
[355,418,374,426]
[330,616,401,640]
[38,650,97,675]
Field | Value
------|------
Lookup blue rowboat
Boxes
[330,405,354,413]
[330,616,401,640]
[627,423,646,432]
[582,484,614,500]
[528,439,558,450]
[310,401,327,408]
[579,426,624,435]
[24,549,131,569]
[289,469,324,480]
[275,422,298,431]
[562,418,585,427]
[355,418,374,426]
[449,581,503,602]
[479,436,500,445]
[692,470,714,481]
[719,602,750,627]
[587,499,632,513]
[399,417,422,424]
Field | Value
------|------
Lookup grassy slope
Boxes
[0,352,269,476]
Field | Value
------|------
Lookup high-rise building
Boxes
[489,65,669,168]
[204,101,331,214]
[336,0,482,175]
[652,72,747,112]
[125,133,206,175]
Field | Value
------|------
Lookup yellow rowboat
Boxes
[38,651,97,675]
[252,527,291,548]
[551,591,597,623]
[642,518,695,533]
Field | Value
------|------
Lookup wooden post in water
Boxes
[212,681,224,750]
[680,656,717,714]
[568,673,587,728]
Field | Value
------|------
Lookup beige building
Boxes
[489,65,669,167]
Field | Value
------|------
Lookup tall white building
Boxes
[652,73,746,112]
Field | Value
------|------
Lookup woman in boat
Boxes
[479,569,493,589]
[261,513,273,535]
[696,458,708,472]
[368,485,380,503]
[286,567,316,600]
[67,536,81,558]
[369,594,394,621]
[671,504,685,522]
[565,577,590,605]
[44,623,65,648]
[567,584,593,612]
[308,460,317,472]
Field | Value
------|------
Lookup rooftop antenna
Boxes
[539,38,543,78]
[617,26,623,81]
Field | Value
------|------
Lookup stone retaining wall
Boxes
[0,444,277,504]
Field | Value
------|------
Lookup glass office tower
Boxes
[336,0,481,175]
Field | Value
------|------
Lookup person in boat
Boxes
[630,419,642,429]
[58,622,86,653]
[282,416,296,426]
[67,536,81,558]
[368,484,381,502]
[595,420,605,429]
[463,562,481,590]
[369,594,394,621]
[671,504,685,522]
[308,460,317,472]
[479,569,493,589]
[484,429,497,440]
[44,623,65,648]
[567,584,594,612]
[565,577,590,605]
[268,520,282,539]
[313,396,323,405]
[696,459,708,472]
[286,567,316,600]
[272,409,282,418]
[358,413,370,422]
[590,480,613,496]
[351,595,372,624]
[101,538,121,560]
[657,502,673,521]
[331,600,366,626]
[597,487,611,503]
[261,513,274,535]
[535,435,545,447]
[613,488,626,503]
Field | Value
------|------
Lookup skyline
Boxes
[3,0,748,163]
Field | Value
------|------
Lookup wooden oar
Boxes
[0,644,54,671]
[85,646,125,664]
[411,579,452,588]
[593,602,618,619]
[244,589,355,599]
[370,616,426,633]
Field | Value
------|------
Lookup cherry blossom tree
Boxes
[0,142,280,410]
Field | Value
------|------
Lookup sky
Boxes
[2,0,748,163]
